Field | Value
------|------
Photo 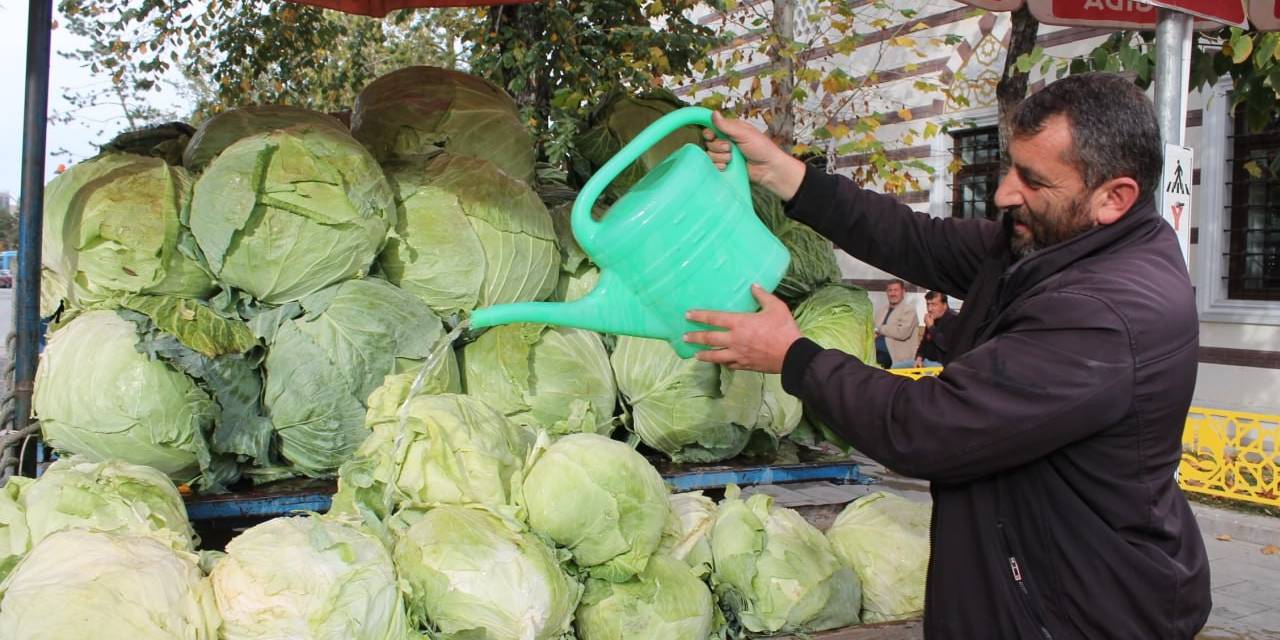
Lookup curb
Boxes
[1191,503,1280,547]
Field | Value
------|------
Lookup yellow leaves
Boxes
[910,22,930,33]
[1244,161,1265,179]
[1263,545,1279,555]
[890,36,914,48]
[1216,534,1233,542]
[924,122,940,139]
[897,107,913,121]
[750,76,764,101]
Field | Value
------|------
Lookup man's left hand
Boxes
[684,285,802,374]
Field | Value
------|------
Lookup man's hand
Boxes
[703,112,807,201]
[684,285,802,374]
[915,357,924,368]
[924,313,935,328]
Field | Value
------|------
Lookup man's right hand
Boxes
[703,112,807,201]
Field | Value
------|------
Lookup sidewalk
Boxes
[765,455,1280,640]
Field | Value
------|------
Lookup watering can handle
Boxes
[572,106,750,243]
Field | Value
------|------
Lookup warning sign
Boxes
[1159,144,1194,268]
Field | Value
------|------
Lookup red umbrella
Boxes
[286,0,535,17]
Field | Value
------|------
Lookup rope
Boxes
[0,330,37,485]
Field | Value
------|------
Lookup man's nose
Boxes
[994,172,1022,209]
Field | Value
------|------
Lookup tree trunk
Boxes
[768,0,797,149]
[997,6,1039,170]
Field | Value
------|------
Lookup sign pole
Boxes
[1153,7,1195,267]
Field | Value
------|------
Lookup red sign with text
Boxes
[955,0,1279,31]
[1139,0,1248,27]
[1250,0,1280,29]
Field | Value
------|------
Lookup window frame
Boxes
[949,125,1002,221]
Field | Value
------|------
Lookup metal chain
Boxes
[0,330,36,485]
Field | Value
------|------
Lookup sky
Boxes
[0,0,187,203]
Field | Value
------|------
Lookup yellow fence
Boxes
[887,368,1280,509]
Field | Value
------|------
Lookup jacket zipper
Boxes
[997,522,1053,640]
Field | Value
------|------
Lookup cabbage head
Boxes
[658,491,717,577]
[571,89,700,202]
[710,486,861,634]
[19,457,196,554]
[251,278,460,476]
[103,121,194,166]
[0,530,219,639]
[34,310,220,487]
[0,478,30,583]
[521,433,670,582]
[189,125,395,304]
[393,505,581,640]
[41,153,214,309]
[752,185,840,303]
[332,389,537,526]
[462,323,616,437]
[546,202,601,303]
[184,105,348,171]
[378,154,558,321]
[352,66,535,184]
[826,492,931,623]
[210,515,411,640]
[612,336,764,463]
[575,554,715,640]
[792,284,877,447]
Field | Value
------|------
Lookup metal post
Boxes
[1153,8,1194,147]
[12,0,53,476]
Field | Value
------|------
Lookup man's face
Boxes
[886,284,904,305]
[994,115,1097,260]
[926,298,947,319]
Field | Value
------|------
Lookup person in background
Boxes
[873,279,919,369]
[914,290,956,368]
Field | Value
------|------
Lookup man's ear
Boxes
[1092,176,1141,225]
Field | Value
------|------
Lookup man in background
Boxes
[914,290,956,368]
[873,279,919,368]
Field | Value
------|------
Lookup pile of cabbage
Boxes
[31,64,876,492]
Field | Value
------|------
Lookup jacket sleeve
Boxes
[781,290,1134,485]
[785,165,999,299]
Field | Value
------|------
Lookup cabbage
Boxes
[0,478,30,583]
[752,185,840,303]
[710,486,861,634]
[352,66,536,184]
[184,105,348,171]
[189,125,395,304]
[210,515,411,640]
[520,433,670,581]
[826,492,931,623]
[792,284,877,447]
[378,154,558,321]
[759,374,803,440]
[41,153,214,310]
[34,310,222,488]
[0,530,219,639]
[250,278,460,476]
[612,336,764,463]
[546,202,600,303]
[393,505,581,640]
[19,457,196,554]
[571,89,701,202]
[658,491,716,577]
[103,122,194,166]
[575,554,715,640]
[462,323,616,437]
[332,389,537,526]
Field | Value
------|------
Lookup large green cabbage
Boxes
[0,478,30,583]
[41,153,214,310]
[612,336,764,463]
[658,491,717,577]
[791,284,877,447]
[103,122,194,166]
[251,278,460,476]
[547,202,600,303]
[378,154,559,321]
[520,433,670,582]
[753,185,841,303]
[393,505,581,640]
[34,310,221,488]
[18,457,196,554]
[462,323,616,437]
[352,66,536,184]
[710,486,862,635]
[183,105,348,171]
[189,125,395,304]
[0,530,220,639]
[209,515,412,640]
[826,492,931,623]
[575,554,716,640]
[571,89,701,202]
[332,389,537,526]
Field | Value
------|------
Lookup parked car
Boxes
[0,250,14,288]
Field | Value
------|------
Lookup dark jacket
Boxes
[915,309,957,364]
[780,167,1211,639]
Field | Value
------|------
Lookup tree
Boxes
[995,5,1039,169]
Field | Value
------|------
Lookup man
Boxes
[686,73,1211,638]
[873,279,919,369]
[914,290,956,368]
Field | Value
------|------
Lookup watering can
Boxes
[468,107,791,358]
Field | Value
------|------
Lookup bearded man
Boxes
[685,73,1211,639]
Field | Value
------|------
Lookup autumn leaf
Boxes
[897,107,913,121]
[1263,545,1279,555]
[1216,534,1233,542]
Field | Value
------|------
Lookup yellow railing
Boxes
[888,368,1280,509]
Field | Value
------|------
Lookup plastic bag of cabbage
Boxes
[826,492,931,623]
[710,486,861,635]
[0,529,220,639]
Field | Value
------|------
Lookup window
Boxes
[950,127,1001,220]
[1226,111,1280,301]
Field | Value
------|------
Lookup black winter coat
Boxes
[779,166,1212,639]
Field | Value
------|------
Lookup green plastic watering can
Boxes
[469,107,791,358]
